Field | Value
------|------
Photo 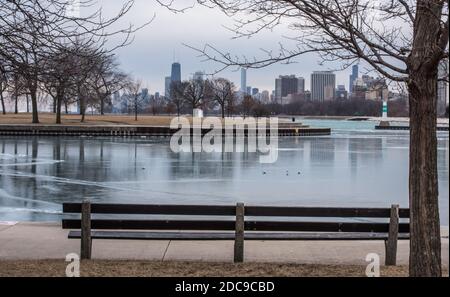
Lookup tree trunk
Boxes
[0,91,5,114]
[80,97,86,123]
[222,104,225,119]
[407,73,442,277]
[56,91,63,124]
[406,0,444,277]
[135,99,138,121]
[26,94,30,113]
[30,89,39,124]
[101,96,105,115]
[14,93,18,114]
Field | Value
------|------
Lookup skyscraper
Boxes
[349,64,359,94]
[241,68,247,94]
[171,62,181,83]
[165,76,172,98]
[275,75,300,103]
[298,77,305,94]
[311,71,336,101]
[193,71,204,81]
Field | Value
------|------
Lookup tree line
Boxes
[0,0,150,124]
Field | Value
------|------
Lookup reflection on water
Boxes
[0,125,448,225]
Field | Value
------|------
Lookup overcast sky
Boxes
[93,0,356,95]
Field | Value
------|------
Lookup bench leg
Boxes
[81,201,92,260]
[234,203,245,263]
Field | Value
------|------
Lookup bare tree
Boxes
[241,95,256,118]
[125,79,143,121]
[181,78,213,113]
[160,0,449,276]
[42,44,81,123]
[90,54,128,115]
[170,81,187,117]
[0,0,151,123]
[211,77,236,118]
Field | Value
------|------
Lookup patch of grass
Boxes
[0,113,177,126]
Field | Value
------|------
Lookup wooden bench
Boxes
[62,202,410,265]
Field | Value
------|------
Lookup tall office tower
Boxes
[349,64,359,94]
[274,75,300,103]
[252,88,259,96]
[437,60,449,116]
[171,62,181,83]
[297,77,305,94]
[275,78,282,102]
[311,71,336,102]
[165,76,172,98]
[247,86,252,95]
[241,68,247,94]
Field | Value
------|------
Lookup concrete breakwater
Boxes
[0,124,331,137]
[375,125,449,131]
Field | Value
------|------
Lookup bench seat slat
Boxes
[68,231,410,241]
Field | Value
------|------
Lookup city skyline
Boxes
[96,0,365,95]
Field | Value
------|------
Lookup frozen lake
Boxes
[0,120,448,224]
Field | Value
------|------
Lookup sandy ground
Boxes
[0,260,425,277]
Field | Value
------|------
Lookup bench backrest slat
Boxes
[63,203,410,218]
[62,219,410,233]
[63,203,236,216]
[245,206,410,218]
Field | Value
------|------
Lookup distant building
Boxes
[311,71,336,102]
[275,75,301,104]
[350,78,367,100]
[261,90,270,103]
[335,85,348,100]
[350,75,389,101]
[155,92,160,101]
[141,88,149,100]
[252,88,259,96]
[193,71,204,81]
[112,91,122,113]
[241,68,247,94]
[171,62,181,83]
[165,76,172,98]
[297,77,305,94]
[365,78,389,101]
[247,86,252,96]
[349,64,359,94]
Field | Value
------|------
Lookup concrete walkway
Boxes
[0,222,448,268]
